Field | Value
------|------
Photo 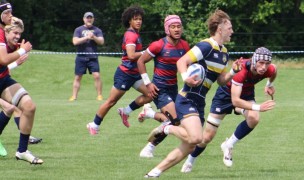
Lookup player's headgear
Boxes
[164,15,182,36]
[252,47,272,68]
[0,2,12,25]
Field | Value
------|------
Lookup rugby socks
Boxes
[0,111,10,135]
[124,101,141,115]
[151,133,167,146]
[17,133,30,153]
[93,114,103,126]
[190,145,206,158]
[14,117,20,129]
[226,120,253,147]
[234,120,253,140]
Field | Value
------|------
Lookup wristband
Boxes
[17,48,26,56]
[141,73,151,85]
[229,68,236,76]
[8,62,18,70]
[266,80,274,87]
[181,72,188,82]
[252,104,261,111]
[141,50,145,55]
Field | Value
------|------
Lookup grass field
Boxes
[0,54,303,180]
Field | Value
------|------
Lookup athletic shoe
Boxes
[86,122,99,135]
[138,103,153,122]
[96,95,103,101]
[15,150,43,164]
[144,174,159,178]
[0,140,7,157]
[117,108,130,128]
[181,162,193,173]
[69,96,76,101]
[221,139,233,167]
[28,136,43,144]
[139,147,154,158]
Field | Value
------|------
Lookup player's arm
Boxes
[264,64,277,96]
[126,44,142,61]
[177,53,201,87]
[217,58,242,85]
[231,83,275,112]
[138,49,153,83]
[0,39,31,66]
[8,54,29,70]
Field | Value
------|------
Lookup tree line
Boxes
[10,0,304,57]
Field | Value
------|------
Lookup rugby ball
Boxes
[186,63,205,81]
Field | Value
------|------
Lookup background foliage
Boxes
[9,0,304,54]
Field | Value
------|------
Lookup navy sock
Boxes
[0,111,11,135]
[15,117,20,129]
[93,114,103,125]
[18,133,30,153]
[234,120,253,140]
[191,145,206,157]
[129,101,141,111]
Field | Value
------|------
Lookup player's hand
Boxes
[185,75,202,87]
[265,86,275,100]
[147,83,159,99]
[232,57,243,73]
[19,39,32,52]
[16,54,29,66]
[87,31,94,39]
[260,100,276,112]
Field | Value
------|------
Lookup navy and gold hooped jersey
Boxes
[180,38,229,98]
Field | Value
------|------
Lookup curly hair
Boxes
[207,9,230,36]
[121,5,144,28]
[4,16,24,33]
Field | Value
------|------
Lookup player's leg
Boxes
[117,79,153,127]
[87,86,126,134]
[221,107,260,167]
[145,115,203,177]
[182,113,226,172]
[2,83,43,164]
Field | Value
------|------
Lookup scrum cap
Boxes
[0,2,12,25]
[252,47,272,68]
[164,15,181,36]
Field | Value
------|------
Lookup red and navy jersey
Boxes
[147,37,190,88]
[224,59,276,97]
[119,29,143,77]
[0,27,9,78]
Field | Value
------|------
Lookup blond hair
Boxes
[4,16,24,33]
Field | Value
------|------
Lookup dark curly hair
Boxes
[121,5,144,28]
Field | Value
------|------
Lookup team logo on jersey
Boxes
[189,107,195,112]
[164,50,170,57]
[213,53,219,58]
[222,55,227,63]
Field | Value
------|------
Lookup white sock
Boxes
[186,154,196,164]
[226,134,239,148]
[163,125,172,135]
[147,168,162,177]
[91,122,99,129]
[146,108,156,118]
[123,106,132,115]
[146,142,155,151]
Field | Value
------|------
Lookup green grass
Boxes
[0,54,303,180]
